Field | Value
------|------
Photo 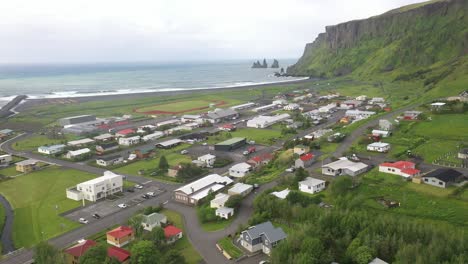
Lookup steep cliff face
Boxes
[288,0,468,78]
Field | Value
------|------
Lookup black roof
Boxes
[98,155,122,161]
[422,169,463,183]
[459,148,468,155]
[99,142,118,148]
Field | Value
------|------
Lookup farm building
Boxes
[173,174,233,205]
[214,137,246,151]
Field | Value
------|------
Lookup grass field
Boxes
[218,237,243,259]
[207,128,283,146]
[0,166,22,177]
[135,99,229,114]
[201,219,234,232]
[161,209,203,264]
[12,134,77,151]
[0,166,97,248]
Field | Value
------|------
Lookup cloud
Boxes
[0,0,428,63]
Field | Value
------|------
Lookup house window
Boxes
[439,181,443,185]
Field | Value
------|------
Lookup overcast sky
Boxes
[1,0,427,63]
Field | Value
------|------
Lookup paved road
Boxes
[0,195,15,254]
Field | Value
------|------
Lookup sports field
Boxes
[134,99,228,114]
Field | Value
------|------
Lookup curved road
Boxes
[0,195,15,254]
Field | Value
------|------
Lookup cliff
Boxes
[287,0,468,79]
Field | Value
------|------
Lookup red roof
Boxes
[250,153,273,163]
[221,124,235,129]
[164,225,182,238]
[300,153,314,161]
[380,161,415,170]
[64,240,97,257]
[116,129,135,135]
[401,168,421,176]
[107,246,131,262]
[107,226,133,239]
[250,156,262,163]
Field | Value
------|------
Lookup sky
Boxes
[0,0,428,64]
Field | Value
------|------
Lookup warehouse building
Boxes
[214,137,246,151]
[59,115,97,126]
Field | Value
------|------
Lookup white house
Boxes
[379,161,420,178]
[174,174,233,205]
[229,162,252,178]
[372,129,391,138]
[197,154,216,167]
[0,154,12,166]
[318,103,336,113]
[96,155,124,167]
[253,104,278,112]
[38,144,66,155]
[118,136,140,146]
[66,171,123,202]
[367,142,391,152]
[67,138,95,147]
[299,177,326,194]
[246,114,290,128]
[141,212,167,231]
[272,99,288,105]
[65,148,91,159]
[181,114,203,123]
[345,110,376,119]
[210,193,231,208]
[283,103,300,111]
[142,132,164,142]
[370,97,385,104]
[322,158,369,177]
[228,183,253,197]
[216,207,234,219]
[230,102,256,110]
[356,95,367,101]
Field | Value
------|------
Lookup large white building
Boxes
[66,171,123,202]
[246,114,290,128]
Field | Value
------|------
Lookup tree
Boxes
[131,240,161,264]
[162,250,186,264]
[128,215,144,239]
[225,194,243,210]
[105,257,122,264]
[176,163,205,181]
[158,155,169,172]
[34,242,66,264]
[294,167,309,186]
[330,176,353,196]
[80,244,107,264]
[149,226,166,247]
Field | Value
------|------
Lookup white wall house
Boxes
[299,177,326,194]
[367,142,391,152]
[216,207,234,219]
[66,171,123,202]
[197,154,216,167]
[283,103,300,111]
[246,114,290,128]
[142,132,164,142]
[65,148,91,159]
[210,193,231,208]
[0,154,12,166]
[345,110,376,119]
[118,136,141,146]
[229,162,252,178]
[322,158,369,177]
[318,103,336,113]
[38,144,66,155]
[372,130,391,138]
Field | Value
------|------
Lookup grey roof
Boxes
[369,258,388,264]
[244,221,286,243]
[206,108,238,119]
[142,212,166,225]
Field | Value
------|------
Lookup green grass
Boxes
[0,166,97,248]
[218,237,243,259]
[207,128,282,146]
[200,217,234,232]
[12,134,78,151]
[160,209,202,264]
[0,166,22,177]
[135,99,229,113]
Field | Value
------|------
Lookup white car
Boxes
[79,218,89,224]
[117,203,127,209]
[180,150,188,155]
[285,167,295,173]
[202,142,208,146]
[147,192,156,197]
[134,184,143,189]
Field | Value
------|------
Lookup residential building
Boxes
[164,225,183,243]
[379,119,393,131]
[318,103,336,113]
[141,213,167,231]
[253,104,278,112]
[355,95,367,101]
[345,110,376,119]
[271,189,290,200]
[322,158,369,177]
[293,145,310,155]
[214,137,246,151]
[230,102,256,110]
[93,133,114,142]
[272,99,288,105]
[173,174,233,205]
[369,257,388,264]
[246,114,290,128]
[64,239,97,264]
[421,169,464,188]
[204,108,239,123]
[142,131,164,142]
[299,177,326,194]
[59,115,96,126]
[67,138,95,147]
[134,146,155,159]
[118,136,140,146]
[228,183,253,197]
[115,129,135,138]
[210,193,231,208]
[0,154,12,166]
[372,129,391,138]
[107,226,134,248]
[216,207,234,219]
[247,153,273,169]
[379,161,420,178]
[107,246,131,263]
[38,144,66,155]
[0,129,14,137]
[15,159,38,173]
[197,154,216,167]
[240,221,287,255]
[367,142,391,153]
[96,155,124,167]
[304,129,333,140]
[156,119,180,127]
[369,97,385,104]
[229,162,252,178]
[65,148,91,159]
[155,138,183,149]
[457,148,468,159]
[66,171,123,202]
[295,153,315,168]
[218,123,236,131]
[341,100,362,109]
[181,114,202,123]
[403,110,422,120]
[283,103,300,111]
[96,142,119,154]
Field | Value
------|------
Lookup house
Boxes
[299,177,326,194]
[327,132,345,142]
[67,138,95,148]
[107,226,134,248]
[137,125,157,133]
[240,221,287,255]
[228,182,253,197]
[271,189,290,200]
[304,129,333,140]
[155,138,183,149]
[107,246,131,263]
[253,104,278,112]
[345,110,376,119]
[229,162,252,178]
[156,119,180,128]
[15,159,39,173]
[142,131,164,142]
[118,136,140,146]
[66,171,123,202]
[214,137,246,151]
[322,158,369,177]
[246,114,290,128]
[93,133,114,142]
[115,129,135,138]
[379,119,393,131]
[283,103,300,111]
[96,142,119,154]
[96,155,124,167]
[421,169,464,188]
[216,207,234,219]
[59,115,96,126]
[141,212,167,231]
[168,164,183,177]
[341,100,362,109]
[197,154,216,167]
[272,99,288,105]
[403,111,422,120]
[230,102,256,110]
[219,123,236,131]
[457,148,468,159]
[64,239,97,264]
[0,129,14,137]
[164,225,183,243]
[210,193,231,208]
[367,142,391,153]
[181,114,203,123]
[204,108,239,123]
[318,103,336,113]
[379,161,420,178]
[372,129,391,138]
[293,145,310,155]
[369,257,388,264]
[134,146,155,159]
[65,148,91,159]
[0,154,12,166]
[356,95,367,101]
[247,153,273,169]
[295,153,315,168]
[369,97,385,104]
[38,144,66,155]
[173,174,233,205]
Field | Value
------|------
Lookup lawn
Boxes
[201,219,234,232]
[0,166,22,177]
[135,99,227,113]
[0,166,97,248]
[160,209,203,264]
[218,237,243,259]
[207,128,282,146]
[12,134,78,151]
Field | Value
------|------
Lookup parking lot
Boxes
[63,183,166,224]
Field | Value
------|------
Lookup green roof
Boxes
[216,137,246,146]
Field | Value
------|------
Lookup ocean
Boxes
[0,60,305,101]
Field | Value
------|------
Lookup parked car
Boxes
[135,184,143,189]
[253,184,259,189]
[79,218,89,224]
[202,143,208,146]
[92,213,101,219]
[180,150,188,155]
[118,203,127,208]
[141,194,149,199]
[147,192,156,197]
